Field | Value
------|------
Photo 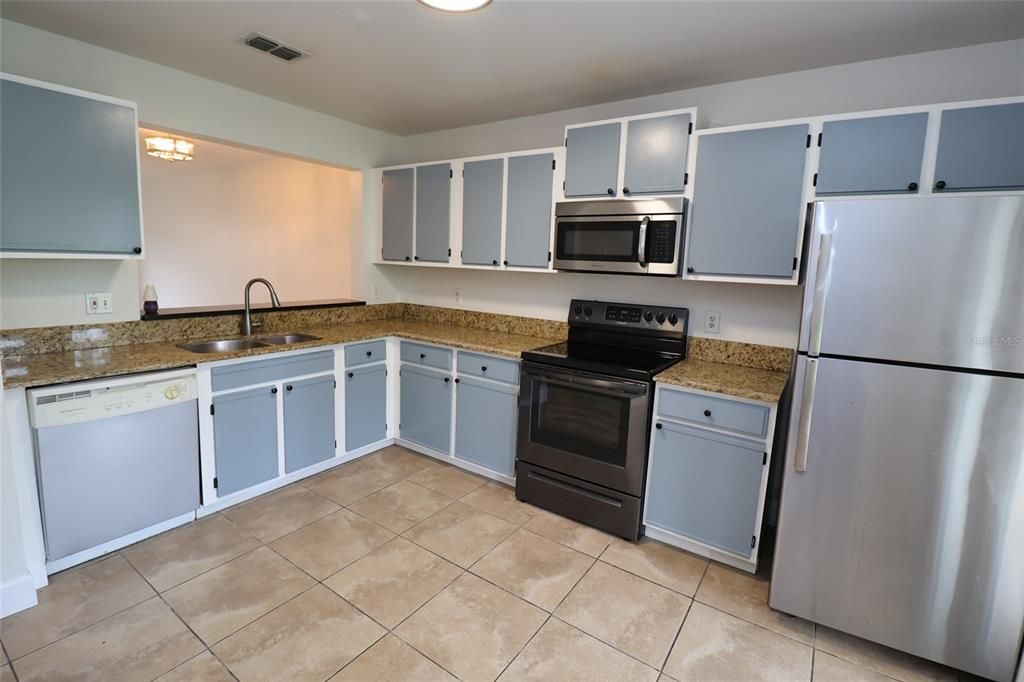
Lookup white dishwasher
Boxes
[28,368,200,571]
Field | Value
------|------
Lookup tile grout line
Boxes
[495,613,552,680]
[659,598,694,674]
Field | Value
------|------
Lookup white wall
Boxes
[139,134,359,308]
[372,39,1024,347]
[0,19,402,329]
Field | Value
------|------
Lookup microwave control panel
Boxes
[647,221,678,263]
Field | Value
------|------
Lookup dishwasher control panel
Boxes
[28,372,198,429]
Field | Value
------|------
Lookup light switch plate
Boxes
[453,288,462,306]
[704,311,721,334]
[86,292,113,314]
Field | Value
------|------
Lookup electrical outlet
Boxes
[86,292,113,315]
[453,288,462,306]
[704,311,721,334]
[371,284,380,301]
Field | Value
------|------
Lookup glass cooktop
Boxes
[521,340,682,380]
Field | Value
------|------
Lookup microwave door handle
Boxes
[637,216,649,267]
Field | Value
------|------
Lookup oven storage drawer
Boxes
[457,351,518,385]
[211,350,333,392]
[515,461,642,540]
[345,340,387,367]
[657,387,768,438]
[400,341,453,371]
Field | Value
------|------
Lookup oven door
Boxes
[552,214,681,275]
[517,363,651,496]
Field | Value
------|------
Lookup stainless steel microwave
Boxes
[553,198,686,275]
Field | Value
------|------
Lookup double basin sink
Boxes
[178,333,321,354]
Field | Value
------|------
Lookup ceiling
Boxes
[4,1,1023,135]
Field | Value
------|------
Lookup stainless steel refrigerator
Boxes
[770,196,1024,682]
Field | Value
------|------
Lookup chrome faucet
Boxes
[243,278,281,336]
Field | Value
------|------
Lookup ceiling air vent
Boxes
[242,33,308,63]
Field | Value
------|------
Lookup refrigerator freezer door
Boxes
[799,196,1024,374]
[770,356,1024,682]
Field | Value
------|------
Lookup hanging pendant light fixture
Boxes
[145,136,195,162]
[417,0,492,13]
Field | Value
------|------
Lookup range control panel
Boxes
[569,299,690,332]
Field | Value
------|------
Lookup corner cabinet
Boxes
[0,74,143,258]
[564,109,696,199]
[684,122,810,284]
[644,384,779,573]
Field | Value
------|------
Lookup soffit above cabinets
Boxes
[3,1,1023,135]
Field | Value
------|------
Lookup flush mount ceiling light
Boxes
[145,136,195,162]
[417,0,492,13]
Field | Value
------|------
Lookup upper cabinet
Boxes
[563,122,621,197]
[1,75,143,258]
[563,109,696,199]
[461,158,504,266]
[414,162,452,263]
[685,123,810,282]
[933,102,1024,192]
[381,168,414,262]
[815,113,928,195]
[505,151,555,268]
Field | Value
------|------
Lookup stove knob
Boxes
[643,311,654,322]
[655,312,666,325]
[668,313,679,326]
[583,305,593,316]
[574,305,583,315]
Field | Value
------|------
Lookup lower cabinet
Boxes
[400,364,453,453]
[454,375,517,476]
[345,364,388,451]
[283,375,336,473]
[646,418,765,558]
[212,386,280,496]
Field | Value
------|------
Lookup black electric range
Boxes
[516,299,689,540]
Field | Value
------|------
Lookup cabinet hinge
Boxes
[683,172,689,186]
[334,379,337,389]
[793,257,799,271]
[213,477,218,489]
[751,535,757,549]
[564,137,568,148]
[462,169,464,177]
[334,439,337,449]
[552,159,556,171]
[448,248,452,257]
[806,134,811,148]
[817,132,822,147]
[449,169,453,179]
[210,404,215,416]
[763,452,767,465]
[812,173,818,187]
[548,251,552,262]
[562,180,566,191]
[688,121,693,135]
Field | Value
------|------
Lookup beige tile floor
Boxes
[0,446,968,682]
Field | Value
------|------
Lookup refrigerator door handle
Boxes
[806,231,833,356]
[794,358,818,473]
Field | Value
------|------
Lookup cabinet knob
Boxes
[935,180,947,190]
[444,377,450,383]
[492,259,498,266]
[455,378,460,384]
[606,188,614,196]
[907,182,919,191]
[348,372,354,378]
[405,256,411,261]
[622,187,630,195]
[420,353,426,359]
[686,266,695,274]
[132,246,142,254]
[414,256,419,261]
[655,423,662,430]
[286,385,293,391]
[703,409,712,417]
[481,366,487,372]
[271,387,278,394]
[503,260,509,266]
[366,350,373,357]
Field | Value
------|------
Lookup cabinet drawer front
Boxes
[212,350,334,392]
[647,421,764,556]
[346,365,387,451]
[400,341,452,371]
[345,340,387,367]
[283,375,336,474]
[457,351,518,385]
[658,388,768,438]
[212,386,280,496]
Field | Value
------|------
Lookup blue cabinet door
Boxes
[1,78,141,254]
[688,124,809,278]
[381,168,414,261]
[646,420,764,556]
[213,386,279,496]
[623,113,691,195]
[283,375,336,473]
[346,364,387,451]
[816,113,928,195]
[934,103,1024,191]
[454,375,518,476]
[505,153,554,268]
[415,163,451,262]
[564,123,621,197]
[462,158,504,266]
[400,364,452,454]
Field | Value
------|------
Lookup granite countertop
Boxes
[654,357,790,403]
[1,319,560,390]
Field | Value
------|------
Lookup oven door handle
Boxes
[637,216,649,267]
[525,370,648,397]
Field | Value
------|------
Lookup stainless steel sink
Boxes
[258,333,322,345]
[177,339,270,353]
